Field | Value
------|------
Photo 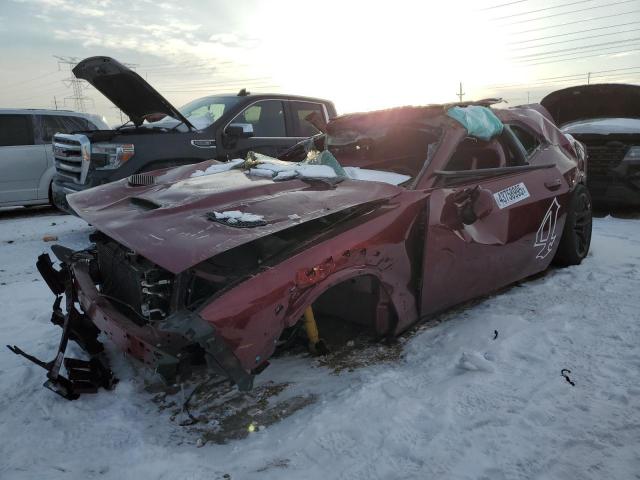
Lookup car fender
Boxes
[37,164,56,202]
[197,195,426,372]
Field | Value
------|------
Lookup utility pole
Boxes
[527,91,530,103]
[456,82,465,102]
[54,55,92,112]
[53,96,58,110]
[587,72,591,84]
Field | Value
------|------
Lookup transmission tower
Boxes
[54,55,93,112]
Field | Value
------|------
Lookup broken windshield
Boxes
[326,122,442,180]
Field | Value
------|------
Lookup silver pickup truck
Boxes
[0,109,110,208]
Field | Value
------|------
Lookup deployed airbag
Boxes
[447,106,504,141]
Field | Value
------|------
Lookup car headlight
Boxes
[92,143,135,170]
[623,146,640,163]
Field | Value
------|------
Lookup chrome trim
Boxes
[54,142,81,151]
[78,135,90,184]
[55,162,82,173]
[190,139,216,149]
[52,133,91,184]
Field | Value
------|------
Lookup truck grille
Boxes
[53,133,91,184]
[586,144,629,178]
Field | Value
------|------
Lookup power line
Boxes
[524,46,640,66]
[488,66,640,88]
[479,0,528,10]
[515,43,640,65]
[510,37,640,60]
[496,0,637,27]
[490,69,640,90]
[512,9,640,35]
[0,70,61,90]
[490,0,596,20]
[510,26,639,51]
[514,41,640,64]
[510,20,640,44]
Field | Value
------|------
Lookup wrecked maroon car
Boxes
[541,83,640,208]
[10,100,592,399]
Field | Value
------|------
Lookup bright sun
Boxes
[248,1,515,113]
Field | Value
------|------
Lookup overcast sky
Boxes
[1,0,639,124]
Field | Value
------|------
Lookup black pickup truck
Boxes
[52,56,336,213]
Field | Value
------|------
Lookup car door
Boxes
[420,128,570,316]
[223,99,296,158]
[0,114,47,204]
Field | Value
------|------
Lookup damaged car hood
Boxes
[541,83,640,127]
[67,163,403,273]
[73,56,194,128]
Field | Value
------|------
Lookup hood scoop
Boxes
[128,174,157,187]
[130,196,162,211]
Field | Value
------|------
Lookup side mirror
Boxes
[225,123,254,139]
[441,186,494,229]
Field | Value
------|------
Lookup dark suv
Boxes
[52,56,336,214]
[541,84,640,208]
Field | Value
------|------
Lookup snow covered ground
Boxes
[1,208,639,480]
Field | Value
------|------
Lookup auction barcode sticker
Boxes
[493,182,530,209]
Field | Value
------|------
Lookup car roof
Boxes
[327,99,503,131]
[0,108,100,118]
[209,93,334,105]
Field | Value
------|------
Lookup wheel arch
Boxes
[283,267,401,339]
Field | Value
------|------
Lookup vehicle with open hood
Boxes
[10,100,592,400]
[541,83,640,207]
[51,56,336,214]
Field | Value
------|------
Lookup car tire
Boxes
[553,183,592,266]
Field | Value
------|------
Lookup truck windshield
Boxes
[143,96,241,130]
[179,96,240,129]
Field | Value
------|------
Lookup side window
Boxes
[39,115,62,142]
[509,125,540,156]
[61,116,97,131]
[290,101,325,136]
[39,115,98,143]
[445,132,527,172]
[232,100,286,137]
[445,137,509,171]
[0,115,33,147]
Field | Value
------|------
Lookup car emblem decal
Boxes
[493,182,530,209]
[534,197,560,259]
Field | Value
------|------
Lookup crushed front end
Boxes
[9,234,254,400]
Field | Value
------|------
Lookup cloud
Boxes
[18,0,110,17]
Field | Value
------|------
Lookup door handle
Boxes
[544,178,562,191]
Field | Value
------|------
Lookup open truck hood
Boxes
[67,162,402,273]
[541,84,640,127]
[73,56,195,128]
